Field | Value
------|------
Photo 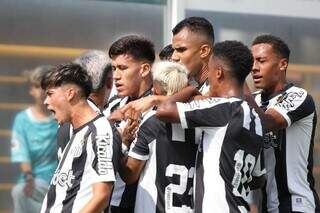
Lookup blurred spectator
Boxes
[10,66,58,213]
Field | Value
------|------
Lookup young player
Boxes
[40,64,118,213]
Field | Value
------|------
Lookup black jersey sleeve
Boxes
[176,97,234,129]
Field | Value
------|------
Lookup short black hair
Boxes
[159,44,174,61]
[213,40,253,83]
[172,16,214,44]
[41,63,92,98]
[252,34,290,61]
[108,35,155,64]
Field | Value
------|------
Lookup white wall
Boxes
[185,0,320,20]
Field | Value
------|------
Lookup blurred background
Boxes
[0,0,319,212]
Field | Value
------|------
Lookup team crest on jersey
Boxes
[52,170,75,188]
[96,134,113,175]
[70,139,84,158]
[275,91,304,111]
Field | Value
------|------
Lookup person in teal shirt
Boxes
[11,66,58,213]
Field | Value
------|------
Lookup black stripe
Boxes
[61,125,93,212]
[195,132,204,213]
[274,129,292,212]
[307,112,320,211]
[118,183,138,209]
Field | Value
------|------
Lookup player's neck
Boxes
[217,81,243,99]
[196,63,209,85]
[70,101,98,129]
[263,81,287,99]
[89,90,107,110]
[131,79,152,100]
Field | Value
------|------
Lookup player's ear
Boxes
[200,44,211,59]
[140,63,151,78]
[66,86,76,101]
[279,58,288,73]
[216,65,224,80]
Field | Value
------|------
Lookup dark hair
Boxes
[41,63,92,98]
[213,40,253,83]
[172,16,214,44]
[159,44,174,61]
[108,35,155,64]
[252,34,290,61]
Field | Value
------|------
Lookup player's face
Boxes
[44,86,70,124]
[112,54,145,98]
[172,28,203,78]
[251,43,284,94]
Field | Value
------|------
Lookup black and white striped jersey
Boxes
[255,83,320,213]
[56,99,101,160]
[128,110,199,213]
[41,114,121,213]
[103,89,153,211]
[176,97,264,213]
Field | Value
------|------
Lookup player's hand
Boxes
[108,109,125,122]
[23,177,34,197]
[120,119,139,147]
[121,96,156,119]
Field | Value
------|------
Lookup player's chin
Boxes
[117,89,129,98]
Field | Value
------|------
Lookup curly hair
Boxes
[252,34,290,61]
[213,40,253,83]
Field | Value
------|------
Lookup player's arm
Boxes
[80,182,113,213]
[119,113,157,184]
[245,95,287,132]
[118,119,146,184]
[118,155,146,184]
[156,85,200,123]
[243,82,287,132]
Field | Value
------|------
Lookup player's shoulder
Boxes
[93,114,113,133]
[279,85,314,106]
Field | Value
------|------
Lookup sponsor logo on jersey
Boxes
[275,91,304,111]
[52,170,75,188]
[96,134,113,175]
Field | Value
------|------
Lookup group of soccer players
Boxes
[38,16,319,213]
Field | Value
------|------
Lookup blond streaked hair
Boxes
[152,61,188,96]
[23,65,53,87]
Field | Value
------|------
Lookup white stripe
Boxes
[286,113,316,212]
[177,102,188,129]
[241,102,250,131]
[134,140,157,213]
[202,125,230,212]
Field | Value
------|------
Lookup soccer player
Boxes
[125,41,265,212]
[159,44,174,61]
[250,34,320,212]
[118,61,198,213]
[40,64,118,213]
[56,50,114,158]
[171,16,214,94]
[104,35,155,213]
